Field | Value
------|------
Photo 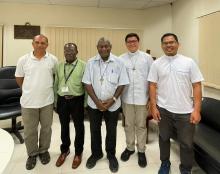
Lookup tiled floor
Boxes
[3,113,205,174]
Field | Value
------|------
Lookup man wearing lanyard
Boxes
[54,43,86,169]
[82,37,129,173]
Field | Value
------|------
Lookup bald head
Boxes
[33,34,48,44]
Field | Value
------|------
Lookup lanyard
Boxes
[64,60,78,84]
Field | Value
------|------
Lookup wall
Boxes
[172,0,220,99]
[0,2,171,128]
[0,2,171,66]
[143,5,172,58]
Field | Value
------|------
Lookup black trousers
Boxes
[87,106,119,158]
[158,107,195,171]
[57,95,85,155]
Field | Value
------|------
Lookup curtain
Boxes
[45,27,142,61]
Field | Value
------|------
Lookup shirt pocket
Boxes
[108,72,119,85]
[175,70,189,83]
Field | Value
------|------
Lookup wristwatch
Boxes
[112,96,117,102]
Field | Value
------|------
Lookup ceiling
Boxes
[0,0,176,10]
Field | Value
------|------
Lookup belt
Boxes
[64,95,75,100]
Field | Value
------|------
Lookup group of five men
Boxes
[15,32,203,174]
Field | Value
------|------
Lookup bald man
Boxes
[15,34,58,170]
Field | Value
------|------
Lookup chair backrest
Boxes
[0,66,21,106]
[201,97,220,132]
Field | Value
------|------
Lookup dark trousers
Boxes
[87,106,119,158]
[158,107,195,171]
[57,95,85,155]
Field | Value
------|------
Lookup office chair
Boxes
[0,66,24,143]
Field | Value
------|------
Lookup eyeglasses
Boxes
[162,41,177,46]
[126,40,138,44]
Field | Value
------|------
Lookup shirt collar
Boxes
[30,51,49,60]
[128,50,139,57]
[94,53,114,63]
[165,54,179,61]
[65,58,78,65]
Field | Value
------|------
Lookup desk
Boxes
[0,128,14,174]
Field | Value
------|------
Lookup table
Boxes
[0,128,14,174]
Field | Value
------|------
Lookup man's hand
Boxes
[96,100,107,112]
[53,107,58,113]
[190,110,201,124]
[146,101,151,114]
[101,98,115,110]
[151,105,161,122]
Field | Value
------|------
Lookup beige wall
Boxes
[143,5,172,58]
[0,2,171,128]
[0,3,171,66]
[172,0,220,99]
[1,1,219,99]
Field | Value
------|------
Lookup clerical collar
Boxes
[165,54,179,61]
[128,50,139,57]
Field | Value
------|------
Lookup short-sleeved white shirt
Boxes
[120,50,153,105]
[82,53,129,111]
[15,52,58,108]
[147,54,204,113]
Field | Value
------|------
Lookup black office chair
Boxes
[0,66,24,143]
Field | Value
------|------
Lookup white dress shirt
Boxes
[15,52,58,108]
[120,50,153,105]
[148,54,204,113]
[82,53,129,111]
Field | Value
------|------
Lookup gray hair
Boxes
[97,37,112,46]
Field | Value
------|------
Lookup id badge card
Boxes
[61,86,69,93]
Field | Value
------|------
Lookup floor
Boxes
[3,113,206,174]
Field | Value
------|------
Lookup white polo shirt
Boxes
[120,50,153,105]
[15,52,58,108]
[82,53,129,111]
[147,54,204,113]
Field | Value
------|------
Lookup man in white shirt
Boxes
[120,33,153,168]
[15,34,58,170]
[148,33,204,174]
[82,37,129,173]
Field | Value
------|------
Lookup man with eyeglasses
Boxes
[119,33,153,168]
[54,43,86,169]
[148,33,204,174]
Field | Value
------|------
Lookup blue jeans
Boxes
[158,107,195,171]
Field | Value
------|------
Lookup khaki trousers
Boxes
[122,103,147,152]
[22,104,53,156]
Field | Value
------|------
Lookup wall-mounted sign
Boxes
[14,25,40,39]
